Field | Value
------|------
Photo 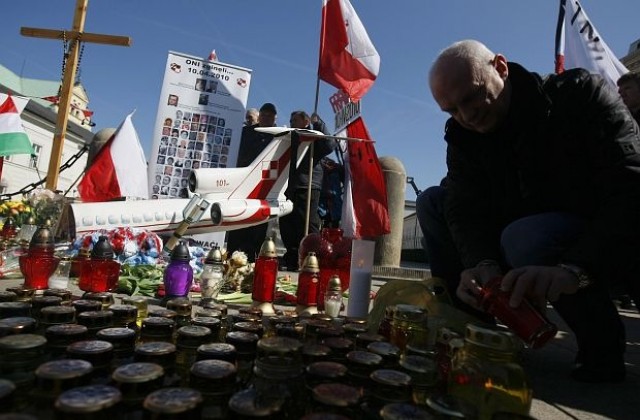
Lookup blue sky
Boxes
[1,1,638,199]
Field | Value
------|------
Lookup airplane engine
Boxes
[188,168,245,196]
[209,199,273,226]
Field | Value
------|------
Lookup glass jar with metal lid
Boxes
[121,296,148,328]
[191,316,221,340]
[390,304,429,352]
[166,297,192,328]
[434,327,463,393]
[322,337,354,363]
[303,319,331,344]
[0,291,17,303]
[367,341,401,368]
[71,299,102,315]
[196,342,237,364]
[29,359,93,418]
[344,350,382,392]
[189,359,237,419]
[96,327,137,368]
[5,287,35,303]
[354,331,385,350]
[82,292,115,311]
[302,342,332,365]
[143,387,203,418]
[175,325,212,382]
[252,337,305,418]
[379,402,436,420]
[40,305,76,330]
[112,362,164,416]
[398,354,438,406]
[448,322,532,420]
[0,302,31,319]
[343,323,368,343]
[45,324,88,359]
[233,321,264,337]
[228,388,283,419]
[140,316,175,344]
[65,340,114,384]
[264,314,297,338]
[364,369,412,415]
[225,331,259,387]
[134,341,180,388]
[194,308,222,319]
[108,304,138,330]
[43,288,72,302]
[29,295,62,322]
[317,325,345,342]
[0,317,37,336]
[77,310,114,338]
[54,384,122,418]
[310,383,361,418]
[305,361,348,391]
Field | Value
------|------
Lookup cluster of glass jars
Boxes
[0,282,531,419]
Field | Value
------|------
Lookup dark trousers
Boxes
[416,185,626,361]
[225,223,268,263]
[279,188,321,269]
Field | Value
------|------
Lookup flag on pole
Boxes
[338,117,390,238]
[555,0,628,86]
[318,0,380,102]
[78,112,149,202]
[0,95,34,157]
[208,49,218,62]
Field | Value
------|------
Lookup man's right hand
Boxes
[456,263,503,310]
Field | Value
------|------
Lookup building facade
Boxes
[0,64,93,198]
[621,38,640,72]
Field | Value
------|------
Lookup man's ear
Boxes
[493,54,509,80]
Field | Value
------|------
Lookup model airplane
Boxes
[64,127,328,239]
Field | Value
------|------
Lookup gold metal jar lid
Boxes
[31,295,62,310]
[66,339,114,356]
[257,336,303,356]
[0,302,31,318]
[96,327,137,345]
[45,324,88,341]
[191,316,221,331]
[190,359,237,382]
[135,341,177,357]
[370,369,412,387]
[40,306,76,324]
[196,342,237,363]
[71,299,102,314]
[43,289,73,302]
[367,341,401,359]
[166,297,192,316]
[35,359,93,381]
[306,361,348,379]
[322,337,353,353]
[77,310,114,329]
[464,322,521,352]
[302,343,331,358]
[233,321,263,336]
[141,316,176,335]
[345,350,383,367]
[225,331,259,354]
[148,308,178,320]
[55,384,122,414]
[112,362,164,384]
[5,286,35,301]
[82,292,115,309]
[177,325,212,340]
[355,331,385,348]
[143,387,203,414]
[194,308,222,319]
[0,317,37,335]
[0,333,46,350]
[312,383,360,407]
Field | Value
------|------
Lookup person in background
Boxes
[279,111,336,271]
[617,71,640,124]
[244,108,260,126]
[225,103,278,262]
[418,39,640,383]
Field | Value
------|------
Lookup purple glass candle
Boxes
[163,241,193,298]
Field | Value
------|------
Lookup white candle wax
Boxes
[324,298,342,318]
[347,269,372,318]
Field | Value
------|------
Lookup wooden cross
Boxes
[20,0,132,191]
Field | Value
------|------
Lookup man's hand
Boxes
[501,265,581,310]
[456,263,502,310]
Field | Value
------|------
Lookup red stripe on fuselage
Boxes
[247,148,291,199]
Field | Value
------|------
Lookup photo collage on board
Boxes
[151,106,232,199]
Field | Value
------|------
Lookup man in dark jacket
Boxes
[617,71,640,124]
[279,111,336,270]
[225,102,277,262]
[418,39,640,383]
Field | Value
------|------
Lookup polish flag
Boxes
[0,95,34,157]
[208,49,218,62]
[78,112,148,202]
[338,117,390,238]
[318,0,380,102]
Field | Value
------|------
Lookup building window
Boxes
[30,144,42,169]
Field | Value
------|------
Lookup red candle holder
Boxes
[78,259,121,293]
[19,250,60,290]
[479,277,558,349]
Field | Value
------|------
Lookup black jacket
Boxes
[294,118,337,189]
[444,62,640,281]
[235,124,273,167]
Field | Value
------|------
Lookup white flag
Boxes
[555,0,628,87]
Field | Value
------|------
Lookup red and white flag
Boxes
[318,0,380,102]
[338,117,390,238]
[78,112,148,202]
[207,49,218,62]
[555,0,627,86]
